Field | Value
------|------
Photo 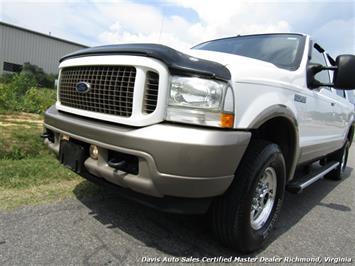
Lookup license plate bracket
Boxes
[59,140,87,173]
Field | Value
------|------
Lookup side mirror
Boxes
[333,54,355,90]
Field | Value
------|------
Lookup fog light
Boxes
[61,134,70,141]
[90,145,99,160]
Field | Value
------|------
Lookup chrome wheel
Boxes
[250,166,277,230]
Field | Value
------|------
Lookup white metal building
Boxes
[0,21,88,74]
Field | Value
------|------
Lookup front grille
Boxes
[59,66,136,117]
[143,71,159,114]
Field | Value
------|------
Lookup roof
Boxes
[0,21,89,48]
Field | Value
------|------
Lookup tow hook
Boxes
[40,131,54,143]
[40,132,51,139]
[108,158,127,169]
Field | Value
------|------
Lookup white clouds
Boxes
[165,0,292,36]
[1,0,354,55]
[312,18,355,55]
[97,0,292,49]
[94,1,162,34]
[167,0,247,25]
[96,2,194,49]
[99,20,191,50]
[1,1,106,45]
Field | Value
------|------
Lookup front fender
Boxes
[235,86,298,129]
[233,83,300,181]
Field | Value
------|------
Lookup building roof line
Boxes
[0,21,89,48]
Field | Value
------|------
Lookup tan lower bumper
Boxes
[44,105,251,198]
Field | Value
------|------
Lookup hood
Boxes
[60,43,231,81]
[184,49,295,83]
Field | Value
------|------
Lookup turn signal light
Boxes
[220,113,234,128]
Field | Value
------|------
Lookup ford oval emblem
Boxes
[75,82,91,93]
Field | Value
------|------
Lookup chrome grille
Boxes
[143,71,159,114]
[59,66,136,117]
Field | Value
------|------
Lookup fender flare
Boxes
[248,104,300,181]
[249,104,298,129]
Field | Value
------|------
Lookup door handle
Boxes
[331,102,335,106]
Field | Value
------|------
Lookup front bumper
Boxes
[44,105,251,198]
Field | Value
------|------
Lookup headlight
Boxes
[166,76,234,128]
[169,77,225,110]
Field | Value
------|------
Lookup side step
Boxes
[287,161,339,194]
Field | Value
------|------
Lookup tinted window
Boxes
[309,46,330,85]
[193,34,305,70]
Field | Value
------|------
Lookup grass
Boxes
[0,157,77,189]
[0,113,48,160]
[0,112,102,210]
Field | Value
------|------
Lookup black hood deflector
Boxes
[59,44,231,81]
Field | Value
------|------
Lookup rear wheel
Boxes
[325,141,350,180]
[210,140,286,253]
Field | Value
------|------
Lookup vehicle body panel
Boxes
[44,33,355,205]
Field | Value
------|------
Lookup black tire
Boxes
[210,140,286,253]
[325,141,350,180]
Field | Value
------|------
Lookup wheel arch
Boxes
[248,105,300,181]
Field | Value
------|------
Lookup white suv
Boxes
[43,33,355,252]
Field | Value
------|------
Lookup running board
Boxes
[287,161,339,194]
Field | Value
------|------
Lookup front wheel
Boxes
[210,140,286,253]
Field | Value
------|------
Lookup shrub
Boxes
[7,72,37,97]
[0,73,15,84]
[22,87,56,113]
[0,73,38,112]
[0,63,57,89]
[0,83,22,111]
[0,70,56,113]
[22,63,57,88]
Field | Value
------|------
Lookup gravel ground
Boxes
[0,147,354,265]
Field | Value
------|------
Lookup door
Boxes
[331,88,352,138]
[299,42,339,162]
[324,54,353,139]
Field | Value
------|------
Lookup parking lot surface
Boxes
[1,147,354,265]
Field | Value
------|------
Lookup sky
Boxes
[1,0,354,56]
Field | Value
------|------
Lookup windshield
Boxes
[193,34,306,70]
